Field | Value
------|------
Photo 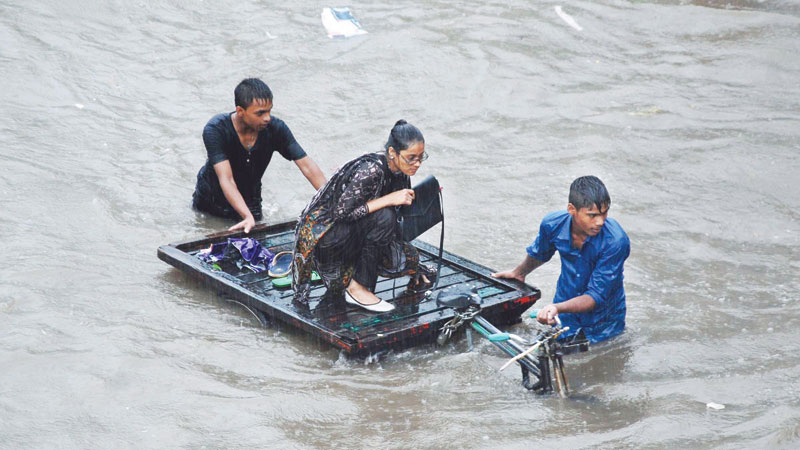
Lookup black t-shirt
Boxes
[193,113,307,217]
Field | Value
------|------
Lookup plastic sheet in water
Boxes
[321,7,367,38]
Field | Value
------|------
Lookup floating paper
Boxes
[321,7,367,38]
[555,5,583,32]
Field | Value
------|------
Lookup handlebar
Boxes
[438,302,581,395]
[530,309,562,328]
[498,317,570,371]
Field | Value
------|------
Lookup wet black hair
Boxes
[384,119,425,153]
[234,78,273,109]
[569,176,611,211]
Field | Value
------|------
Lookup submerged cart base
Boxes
[158,220,540,358]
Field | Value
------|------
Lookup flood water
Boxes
[2,0,799,448]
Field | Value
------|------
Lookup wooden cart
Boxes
[158,220,540,357]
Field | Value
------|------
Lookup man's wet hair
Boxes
[234,78,273,109]
[385,119,424,153]
[569,176,611,211]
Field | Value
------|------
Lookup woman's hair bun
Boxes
[385,119,424,152]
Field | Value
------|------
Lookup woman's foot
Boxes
[345,280,395,312]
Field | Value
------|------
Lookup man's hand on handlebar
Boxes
[536,304,560,326]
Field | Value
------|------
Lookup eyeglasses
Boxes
[398,152,429,165]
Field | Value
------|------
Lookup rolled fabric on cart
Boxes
[197,238,275,273]
[321,7,367,38]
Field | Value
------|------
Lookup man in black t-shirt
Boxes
[192,78,326,233]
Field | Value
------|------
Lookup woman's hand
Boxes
[366,188,416,214]
[388,188,415,206]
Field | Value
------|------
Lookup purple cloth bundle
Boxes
[198,238,275,273]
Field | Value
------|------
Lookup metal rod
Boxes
[471,316,541,377]
[498,327,568,372]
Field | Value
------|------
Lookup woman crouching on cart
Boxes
[292,120,434,312]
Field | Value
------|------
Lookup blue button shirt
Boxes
[526,210,630,343]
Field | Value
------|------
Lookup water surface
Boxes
[1,0,799,448]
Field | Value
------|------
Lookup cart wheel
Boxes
[225,298,270,327]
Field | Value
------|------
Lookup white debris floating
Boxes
[706,402,726,410]
[555,5,583,32]
[321,7,367,38]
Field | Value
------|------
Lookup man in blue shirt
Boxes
[492,176,630,343]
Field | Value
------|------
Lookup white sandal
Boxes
[345,289,395,313]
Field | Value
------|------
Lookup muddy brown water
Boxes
[1,1,799,448]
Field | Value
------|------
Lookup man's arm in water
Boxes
[295,156,326,190]
[492,255,593,325]
[212,160,255,233]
